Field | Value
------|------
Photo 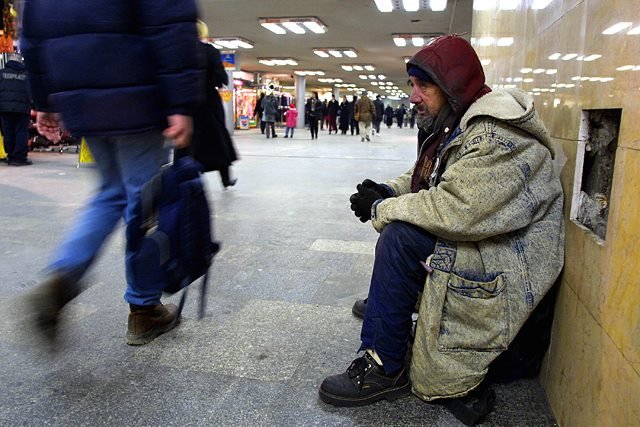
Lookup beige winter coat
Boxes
[354,95,375,123]
[371,89,565,400]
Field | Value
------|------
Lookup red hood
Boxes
[407,35,491,115]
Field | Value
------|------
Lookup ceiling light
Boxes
[259,57,298,66]
[211,37,254,50]
[524,78,533,82]
[403,0,420,11]
[562,53,578,60]
[359,75,368,79]
[412,37,425,47]
[404,57,411,63]
[259,17,327,35]
[303,21,326,34]
[368,74,376,79]
[314,50,330,58]
[344,50,358,58]
[533,68,545,74]
[616,65,635,71]
[282,22,306,34]
[342,65,353,71]
[378,74,386,79]
[628,26,640,35]
[583,54,602,61]
[328,50,343,57]
[364,65,375,71]
[513,77,523,82]
[548,52,561,60]
[473,0,496,10]
[235,40,253,49]
[481,59,491,65]
[261,22,286,34]
[394,37,407,47]
[520,68,532,73]
[430,0,447,11]
[499,0,519,9]
[353,65,364,71]
[374,0,394,12]
[531,0,552,9]
[546,69,557,74]
[371,82,378,85]
[497,37,514,46]
[602,22,632,35]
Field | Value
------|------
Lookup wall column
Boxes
[295,75,306,129]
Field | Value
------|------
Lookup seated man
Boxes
[319,35,564,407]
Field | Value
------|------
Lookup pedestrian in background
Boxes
[284,103,298,138]
[355,94,375,142]
[0,53,32,166]
[261,91,278,138]
[327,95,339,134]
[21,0,202,347]
[339,96,350,135]
[373,95,384,135]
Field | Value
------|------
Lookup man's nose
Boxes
[410,87,421,104]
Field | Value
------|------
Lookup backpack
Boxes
[440,279,561,426]
[129,156,219,319]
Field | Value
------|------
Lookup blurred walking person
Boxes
[21,0,202,347]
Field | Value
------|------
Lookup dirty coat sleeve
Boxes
[372,133,543,241]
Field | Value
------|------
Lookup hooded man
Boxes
[319,35,564,408]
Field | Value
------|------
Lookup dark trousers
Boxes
[373,120,382,134]
[350,120,359,135]
[1,112,30,163]
[328,115,337,133]
[360,221,437,374]
[309,117,319,139]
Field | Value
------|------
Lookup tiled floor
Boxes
[0,126,557,426]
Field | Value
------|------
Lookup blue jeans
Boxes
[360,221,437,374]
[285,126,294,137]
[48,131,165,306]
[1,112,30,163]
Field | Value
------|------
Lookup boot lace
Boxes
[346,354,375,390]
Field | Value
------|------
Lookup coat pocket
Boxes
[438,273,508,352]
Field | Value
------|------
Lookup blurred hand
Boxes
[36,112,62,142]
[163,114,193,149]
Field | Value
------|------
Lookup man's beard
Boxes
[416,113,434,132]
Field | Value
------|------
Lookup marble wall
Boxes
[472,0,639,425]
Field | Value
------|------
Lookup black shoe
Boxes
[319,352,411,407]
[9,159,33,166]
[352,298,367,320]
[284,135,289,138]
[272,134,278,138]
[223,178,237,189]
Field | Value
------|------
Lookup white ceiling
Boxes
[198,0,473,94]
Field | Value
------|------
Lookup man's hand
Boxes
[350,184,383,223]
[36,112,62,142]
[360,179,392,198]
[163,114,193,149]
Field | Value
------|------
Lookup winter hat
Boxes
[290,103,296,109]
[407,65,434,85]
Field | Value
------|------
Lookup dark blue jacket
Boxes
[21,0,203,137]
[0,60,31,114]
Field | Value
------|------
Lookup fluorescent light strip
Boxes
[344,50,358,58]
[314,50,330,58]
[548,52,561,60]
[403,0,420,11]
[497,37,514,46]
[394,37,407,47]
[412,37,425,47]
[261,23,286,34]
[531,0,552,9]
[303,21,326,34]
[499,0,519,10]
[628,26,640,35]
[374,0,393,12]
[364,65,375,71]
[474,0,496,10]
[282,22,306,34]
[328,50,342,57]
[430,0,447,11]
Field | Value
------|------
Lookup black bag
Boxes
[130,156,220,319]
[442,279,561,425]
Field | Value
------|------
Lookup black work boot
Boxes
[26,273,81,350]
[352,298,367,320]
[126,303,180,345]
[319,351,411,407]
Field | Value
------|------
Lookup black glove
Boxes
[360,179,392,199]
[350,184,383,223]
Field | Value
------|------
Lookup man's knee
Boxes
[377,221,437,258]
